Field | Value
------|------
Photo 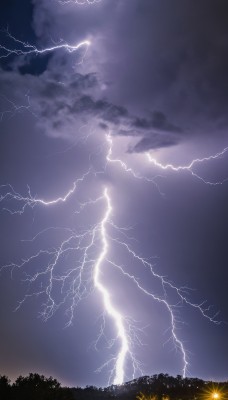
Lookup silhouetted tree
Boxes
[0,375,11,399]
[13,373,56,399]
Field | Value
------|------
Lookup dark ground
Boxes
[0,372,227,400]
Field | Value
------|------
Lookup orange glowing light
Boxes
[212,393,220,400]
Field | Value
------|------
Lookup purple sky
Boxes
[0,0,228,388]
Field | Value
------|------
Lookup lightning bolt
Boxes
[0,169,91,215]
[147,147,228,185]
[98,131,225,379]
[106,133,165,195]
[93,188,128,385]
[59,0,100,4]
[0,135,222,383]
[0,92,35,121]
[0,30,90,60]
[0,27,226,386]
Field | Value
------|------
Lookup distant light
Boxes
[212,392,220,399]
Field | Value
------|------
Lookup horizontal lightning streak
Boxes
[0,169,91,214]
[59,0,100,4]
[147,147,228,185]
[0,30,90,59]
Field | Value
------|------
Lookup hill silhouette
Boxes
[0,372,227,400]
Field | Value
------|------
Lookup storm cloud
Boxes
[2,0,227,150]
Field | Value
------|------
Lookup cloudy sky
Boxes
[0,0,228,388]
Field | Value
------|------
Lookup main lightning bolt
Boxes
[0,25,227,386]
[93,188,128,385]
[0,131,223,383]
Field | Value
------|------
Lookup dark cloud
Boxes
[27,0,228,145]
[33,71,182,150]
[133,111,182,133]
[0,63,181,151]
[128,133,179,153]
[128,111,182,152]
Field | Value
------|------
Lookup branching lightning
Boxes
[0,169,91,215]
[0,24,227,386]
[147,147,228,185]
[106,133,165,195]
[0,30,90,60]
[0,92,35,121]
[59,0,100,4]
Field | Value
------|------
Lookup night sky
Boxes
[0,0,228,388]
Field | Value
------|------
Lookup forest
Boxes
[0,373,227,400]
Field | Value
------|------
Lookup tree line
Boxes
[0,372,227,400]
